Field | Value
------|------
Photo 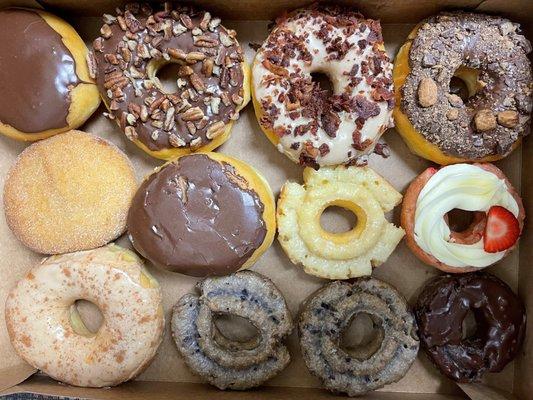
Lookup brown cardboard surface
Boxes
[0,1,530,399]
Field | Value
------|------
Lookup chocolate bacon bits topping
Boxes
[92,2,245,152]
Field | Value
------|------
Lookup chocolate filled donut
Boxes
[127,153,276,276]
[298,278,419,396]
[0,8,100,140]
[91,2,250,160]
[415,273,526,382]
[171,271,293,390]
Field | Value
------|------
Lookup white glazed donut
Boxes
[252,4,394,168]
[5,244,164,387]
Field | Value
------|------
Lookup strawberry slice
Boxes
[483,206,520,253]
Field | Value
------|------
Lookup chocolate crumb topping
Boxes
[0,9,80,133]
[401,13,532,159]
[127,154,267,276]
[93,2,245,152]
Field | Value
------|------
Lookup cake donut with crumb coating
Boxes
[5,244,164,387]
[252,4,394,168]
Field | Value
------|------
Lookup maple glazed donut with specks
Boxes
[5,245,164,388]
[252,4,394,168]
[90,2,250,160]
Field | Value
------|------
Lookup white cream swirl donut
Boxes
[252,5,394,168]
[5,244,164,387]
[402,164,525,273]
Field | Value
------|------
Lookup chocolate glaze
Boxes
[127,154,266,277]
[0,9,80,133]
[93,4,244,152]
[415,273,526,382]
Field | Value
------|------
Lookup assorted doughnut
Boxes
[171,271,293,389]
[252,4,394,168]
[1,1,531,395]
[393,12,532,165]
[277,165,404,279]
[91,3,249,160]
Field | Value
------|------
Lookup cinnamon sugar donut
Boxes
[3,131,137,254]
[5,245,164,387]
[401,163,524,273]
[91,2,250,160]
[252,4,394,168]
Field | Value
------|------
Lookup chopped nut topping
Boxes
[474,109,497,131]
[418,77,438,107]
[169,134,186,147]
[185,51,206,63]
[497,110,519,128]
[100,24,113,38]
[181,106,204,121]
[86,52,97,79]
[206,121,225,139]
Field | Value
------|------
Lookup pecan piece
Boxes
[417,77,438,107]
[206,121,225,139]
[497,110,519,128]
[474,109,497,131]
[181,107,204,121]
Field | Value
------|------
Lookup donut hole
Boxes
[446,208,475,233]
[462,309,479,341]
[320,205,358,234]
[311,72,334,97]
[152,61,182,94]
[69,300,104,337]
[341,312,384,361]
[449,66,483,103]
[213,313,260,350]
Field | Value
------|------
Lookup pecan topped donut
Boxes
[90,2,249,159]
[252,5,394,168]
[394,13,532,165]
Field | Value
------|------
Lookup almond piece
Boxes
[417,77,438,107]
[497,110,519,128]
[474,109,497,131]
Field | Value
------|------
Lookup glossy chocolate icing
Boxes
[127,154,266,277]
[415,273,526,382]
[0,9,79,133]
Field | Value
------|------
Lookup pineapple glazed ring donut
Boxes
[5,245,164,388]
[277,166,405,279]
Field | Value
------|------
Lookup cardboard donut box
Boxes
[0,0,532,399]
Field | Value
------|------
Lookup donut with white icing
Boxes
[401,163,525,273]
[252,4,394,168]
[5,245,164,387]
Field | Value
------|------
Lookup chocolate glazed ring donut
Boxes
[171,271,293,390]
[299,278,419,396]
[127,152,276,277]
[394,12,532,165]
[415,273,526,382]
[91,2,250,160]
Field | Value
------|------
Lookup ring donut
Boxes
[277,165,404,279]
[415,273,526,382]
[401,163,525,273]
[0,8,100,141]
[5,244,164,387]
[91,2,250,160]
[252,4,394,168]
[127,152,276,277]
[298,278,419,396]
[171,271,293,390]
[393,12,532,165]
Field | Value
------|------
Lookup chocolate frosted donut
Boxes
[91,2,249,160]
[298,278,419,396]
[415,273,526,382]
[0,8,100,141]
[127,153,276,276]
[171,271,293,390]
[394,12,532,165]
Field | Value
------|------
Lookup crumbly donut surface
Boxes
[171,271,293,390]
[299,278,419,396]
[253,5,394,167]
[90,2,246,154]
[5,245,164,387]
[401,13,532,160]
